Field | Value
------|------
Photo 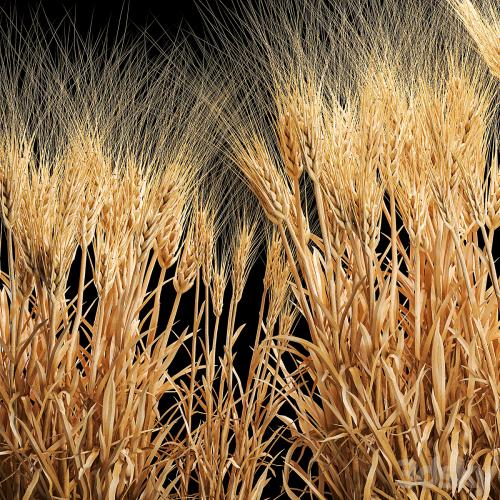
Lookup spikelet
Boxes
[0,137,30,231]
[63,135,109,248]
[212,254,229,317]
[173,227,198,294]
[264,231,282,291]
[238,136,292,225]
[321,102,354,242]
[392,102,431,242]
[266,251,290,331]
[93,224,120,297]
[231,218,257,302]
[374,70,409,186]
[486,148,500,229]
[93,171,132,296]
[155,171,186,269]
[11,151,84,298]
[194,206,215,287]
[15,250,34,298]
[295,87,323,180]
[345,87,384,245]
[278,301,298,340]
[277,94,302,180]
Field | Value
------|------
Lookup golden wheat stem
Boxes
[450,227,497,383]
[194,268,201,330]
[71,245,87,338]
[204,283,211,359]
[7,228,17,354]
[187,319,198,435]
[480,224,500,309]
[205,313,220,455]
[414,234,422,360]
[293,176,305,245]
[90,300,106,391]
[246,293,273,414]
[6,228,18,397]
[278,225,317,337]
[313,180,338,327]
[186,269,202,437]
[163,291,181,349]
[140,251,157,300]
[334,251,344,348]
[203,280,215,436]
[264,326,283,420]
[47,296,57,374]
[149,267,166,346]
[389,189,399,338]
[226,293,239,398]
[252,288,267,365]
[14,293,28,357]
[285,218,329,327]
[121,259,141,331]
[210,315,220,385]
[219,298,235,405]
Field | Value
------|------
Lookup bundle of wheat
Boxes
[0,0,498,498]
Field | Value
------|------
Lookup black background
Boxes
[3,0,205,37]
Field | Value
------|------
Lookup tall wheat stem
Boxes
[414,234,422,360]
[187,269,201,432]
[450,227,497,389]
[389,189,399,337]
[149,267,166,346]
[480,224,500,309]
[313,180,337,327]
[6,227,18,400]
[71,245,87,338]
[277,225,316,337]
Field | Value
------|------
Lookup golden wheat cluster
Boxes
[0,0,499,498]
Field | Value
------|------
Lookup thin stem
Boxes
[480,224,500,310]
[293,175,305,245]
[389,190,398,337]
[414,235,422,360]
[148,266,166,349]
[450,227,496,384]
[278,225,316,339]
[162,291,181,349]
[187,269,201,433]
[313,179,337,326]
[71,245,87,338]
[7,228,17,360]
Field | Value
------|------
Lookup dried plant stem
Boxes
[187,269,201,431]
[71,245,87,338]
[148,267,166,348]
[480,223,500,308]
[278,225,316,335]
[252,288,267,360]
[140,250,159,301]
[210,315,220,383]
[204,283,211,360]
[293,176,305,245]
[389,189,399,337]
[6,228,17,393]
[414,234,422,360]
[225,294,238,396]
[7,228,17,344]
[313,180,337,327]
[162,291,181,348]
[449,226,497,383]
